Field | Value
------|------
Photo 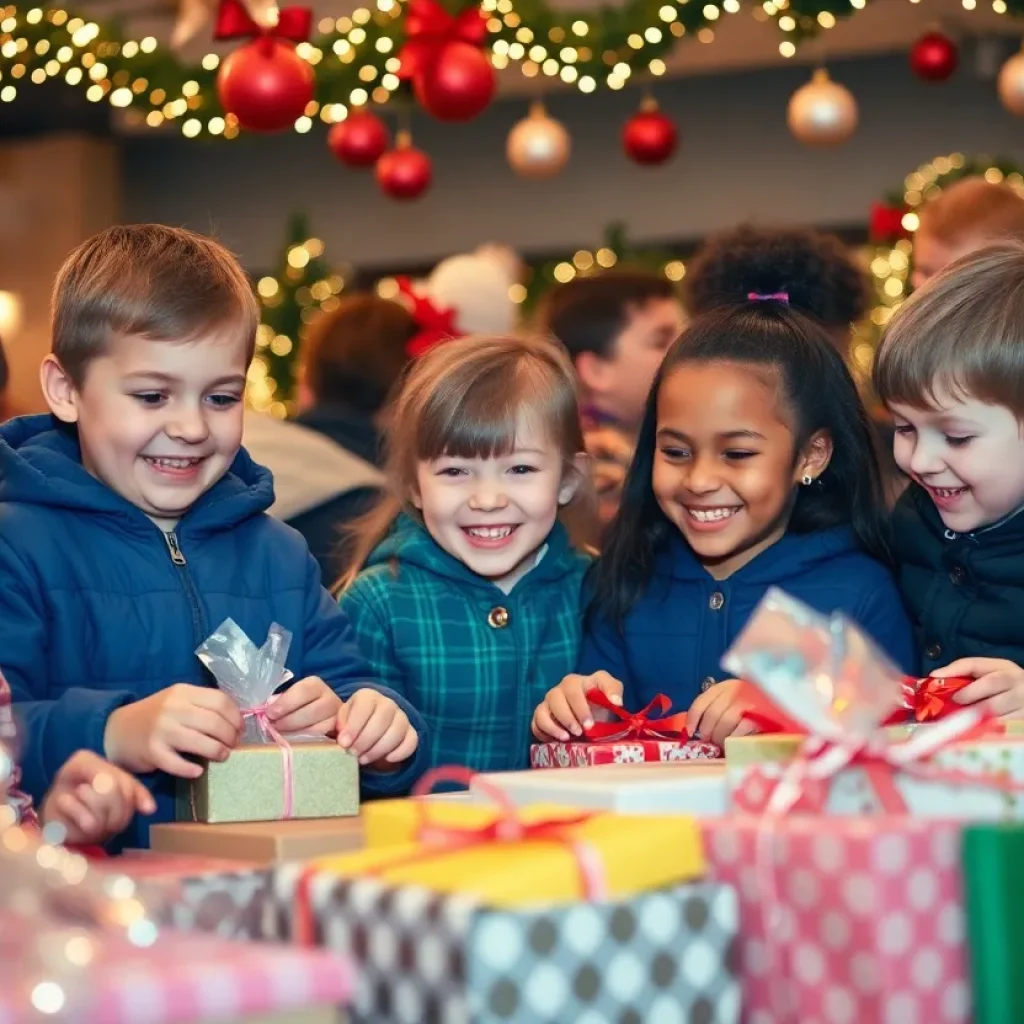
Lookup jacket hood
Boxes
[0,413,274,535]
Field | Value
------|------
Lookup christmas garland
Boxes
[0,0,732,138]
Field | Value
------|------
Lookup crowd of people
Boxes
[2,173,1024,851]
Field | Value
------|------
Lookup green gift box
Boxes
[963,824,1024,1024]
[177,740,360,824]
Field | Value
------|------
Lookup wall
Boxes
[122,51,1024,272]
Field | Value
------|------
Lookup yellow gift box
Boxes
[308,798,705,908]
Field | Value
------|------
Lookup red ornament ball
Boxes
[910,31,958,82]
[376,137,433,200]
[217,38,314,133]
[622,105,678,166]
[328,109,390,168]
[413,41,496,122]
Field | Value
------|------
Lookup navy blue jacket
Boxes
[579,526,917,712]
[0,415,429,850]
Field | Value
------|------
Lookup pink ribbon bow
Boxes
[243,702,295,819]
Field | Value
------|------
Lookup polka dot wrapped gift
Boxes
[266,768,742,1023]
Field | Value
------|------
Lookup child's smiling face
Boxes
[889,383,1024,532]
[652,361,831,579]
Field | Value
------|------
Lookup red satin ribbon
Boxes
[213,0,312,43]
[397,0,489,80]
[583,689,690,742]
[294,765,605,945]
[881,675,973,726]
[869,201,908,242]
[396,276,461,357]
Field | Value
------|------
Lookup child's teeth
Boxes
[687,507,738,522]
[468,526,513,539]
[149,457,199,468]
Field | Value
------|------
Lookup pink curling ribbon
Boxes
[243,702,295,819]
[747,291,789,304]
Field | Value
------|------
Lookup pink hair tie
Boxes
[748,291,789,304]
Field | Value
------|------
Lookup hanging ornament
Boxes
[787,69,858,147]
[506,102,571,179]
[171,0,279,50]
[622,97,678,166]
[397,0,496,122]
[328,109,390,168]
[909,30,959,82]
[998,45,1024,115]
[214,0,315,133]
[377,131,433,200]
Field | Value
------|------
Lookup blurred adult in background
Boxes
[911,177,1024,290]
[538,270,685,526]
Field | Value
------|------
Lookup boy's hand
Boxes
[336,689,418,766]
[103,684,244,779]
[687,679,758,748]
[531,671,624,742]
[41,750,156,846]
[934,658,1024,719]
[265,676,342,735]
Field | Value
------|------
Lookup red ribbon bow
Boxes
[214,0,312,43]
[583,689,690,742]
[396,276,461,357]
[878,675,973,726]
[397,0,489,80]
[869,202,908,243]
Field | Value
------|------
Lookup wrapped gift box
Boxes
[176,741,359,824]
[725,733,1024,819]
[267,799,739,1023]
[474,761,728,816]
[0,919,353,1024]
[700,815,969,1023]
[531,737,721,768]
[114,853,272,940]
[150,816,366,865]
[963,824,1024,1024]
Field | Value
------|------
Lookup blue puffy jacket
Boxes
[0,415,429,849]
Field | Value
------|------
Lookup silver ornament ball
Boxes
[787,69,858,147]
[506,103,571,179]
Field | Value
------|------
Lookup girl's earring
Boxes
[801,474,814,486]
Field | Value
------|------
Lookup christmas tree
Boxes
[246,212,344,417]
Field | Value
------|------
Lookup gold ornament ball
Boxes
[787,69,858,147]
[998,50,1024,116]
[506,103,571,179]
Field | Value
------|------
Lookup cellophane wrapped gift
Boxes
[720,588,1024,819]
[266,768,741,1024]
[177,619,358,824]
[700,815,971,1024]
[530,691,721,768]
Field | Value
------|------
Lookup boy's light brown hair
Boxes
[874,241,1024,415]
[918,177,1024,247]
[52,224,259,386]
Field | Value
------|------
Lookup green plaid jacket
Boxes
[339,516,590,778]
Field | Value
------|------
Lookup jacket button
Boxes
[709,592,725,611]
[701,676,716,692]
[487,606,510,629]
[925,643,942,661]
[949,565,965,586]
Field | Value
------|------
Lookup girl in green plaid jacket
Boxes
[336,334,597,783]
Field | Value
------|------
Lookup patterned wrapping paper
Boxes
[531,737,722,768]
[266,870,740,1024]
[699,816,970,1024]
[0,918,354,1024]
[115,854,273,941]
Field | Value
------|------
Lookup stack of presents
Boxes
[4,591,1024,1023]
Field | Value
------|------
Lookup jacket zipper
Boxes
[163,530,208,650]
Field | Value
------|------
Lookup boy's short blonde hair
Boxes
[874,241,1024,416]
[52,224,259,386]
[917,177,1024,248]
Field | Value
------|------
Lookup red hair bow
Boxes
[396,276,462,357]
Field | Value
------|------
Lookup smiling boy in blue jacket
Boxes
[0,224,426,850]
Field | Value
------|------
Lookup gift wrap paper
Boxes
[326,799,706,906]
[177,741,359,823]
[725,734,1024,818]
[963,824,1024,1024]
[531,737,722,768]
[269,867,739,1024]
[700,815,969,1023]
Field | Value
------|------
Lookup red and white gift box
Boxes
[700,816,969,1023]
[531,737,721,767]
